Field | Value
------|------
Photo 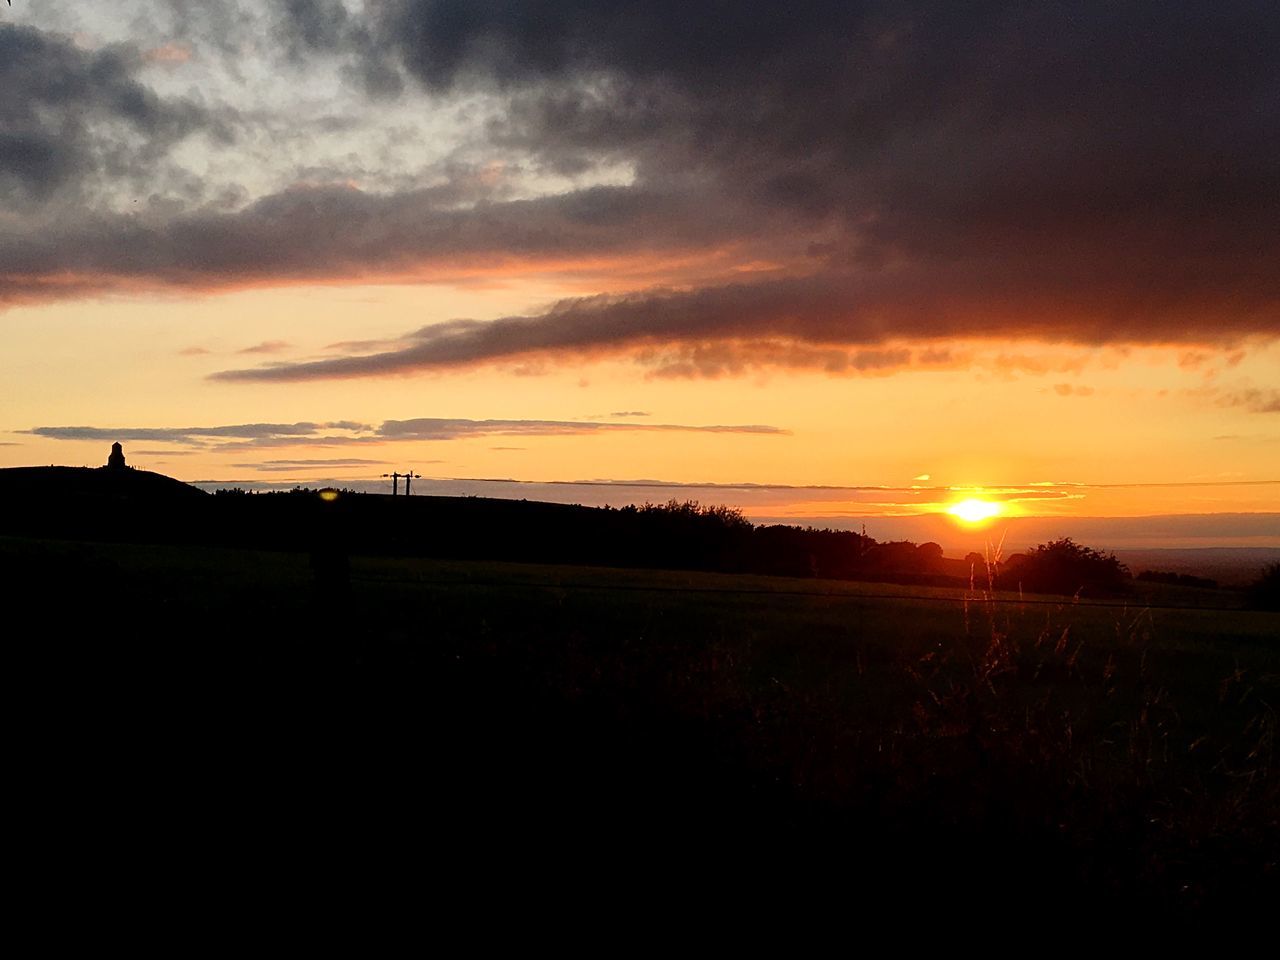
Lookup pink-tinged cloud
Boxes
[143,43,194,65]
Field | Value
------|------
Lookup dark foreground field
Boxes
[6,535,1277,927]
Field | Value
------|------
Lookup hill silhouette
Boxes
[0,465,208,502]
[0,463,207,545]
[2,459,961,583]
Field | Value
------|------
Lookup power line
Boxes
[380,471,422,496]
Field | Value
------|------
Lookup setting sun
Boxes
[947,498,1003,525]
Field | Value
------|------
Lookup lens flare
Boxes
[947,498,1002,524]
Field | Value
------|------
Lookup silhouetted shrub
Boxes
[917,542,944,570]
[869,540,923,572]
[637,499,752,533]
[999,538,1130,597]
[750,524,872,579]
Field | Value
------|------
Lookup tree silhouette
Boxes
[1001,537,1130,596]
[1245,563,1280,610]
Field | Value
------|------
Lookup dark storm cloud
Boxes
[276,0,353,55]
[6,3,1280,365]
[0,23,220,204]
[0,182,745,307]
[326,0,1280,351]
[273,0,404,96]
[360,1,1280,218]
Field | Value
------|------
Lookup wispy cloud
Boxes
[324,338,408,353]
[237,340,293,355]
[462,476,1081,503]
[1218,388,1280,413]
[25,422,373,446]
[26,416,788,451]
[1052,383,1095,397]
[376,418,788,440]
[229,458,389,472]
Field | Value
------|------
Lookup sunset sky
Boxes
[3,2,1278,548]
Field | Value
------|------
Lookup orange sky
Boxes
[3,282,1276,542]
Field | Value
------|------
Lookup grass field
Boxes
[5,535,1277,923]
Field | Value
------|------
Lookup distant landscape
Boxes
[6,463,1278,594]
[184,476,1280,558]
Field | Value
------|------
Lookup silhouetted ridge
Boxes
[0,471,1161,595]
[0,464,207,545]
[0,465,207,501]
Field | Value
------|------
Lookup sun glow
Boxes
[947,498,1003,525]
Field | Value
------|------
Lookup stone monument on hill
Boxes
[106,442,127,470]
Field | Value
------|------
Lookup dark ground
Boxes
[6,532,1278,931]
